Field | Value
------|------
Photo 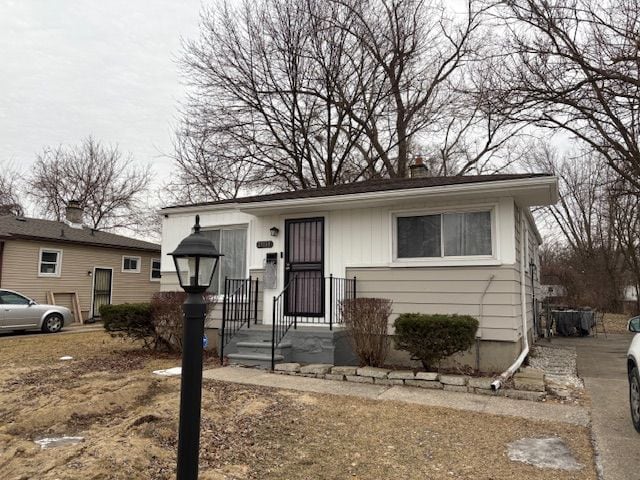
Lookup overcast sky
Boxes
[0,0,202,196]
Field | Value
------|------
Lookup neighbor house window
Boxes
[150,258,161,281]
[396,210,492,259]
[122,256,141,273]
[201,227,247,294]
[38,248,62,277]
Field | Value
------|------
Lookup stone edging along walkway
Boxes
[272,363,547,402]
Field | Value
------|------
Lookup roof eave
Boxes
[238,176,558,215]
[0,233,160,252]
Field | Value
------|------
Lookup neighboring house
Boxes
[0,203,161,323]
[160,171,557,372]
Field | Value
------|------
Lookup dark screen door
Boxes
[285,217,324,317]
[93,268,112,318]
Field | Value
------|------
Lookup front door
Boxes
[92,268,112,318]
[284,217,324,317]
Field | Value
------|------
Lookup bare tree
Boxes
[173,0,516,201]
[530,144,625,311]
[28,137,151,233]
[493,0,640,189]
[0,163,24,216]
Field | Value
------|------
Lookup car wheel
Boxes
[630,366,640,433]
[42,313,63,333]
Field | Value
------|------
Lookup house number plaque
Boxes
[257,241,274,249]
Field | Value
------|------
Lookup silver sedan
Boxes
[0,289,72,333]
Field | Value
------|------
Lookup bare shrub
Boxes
[341,297,392,367]
[150,292,187,352]
[149,292,219,353]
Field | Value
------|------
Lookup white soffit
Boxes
[237,177,559,216]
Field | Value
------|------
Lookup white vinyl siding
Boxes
[38,248,62,277]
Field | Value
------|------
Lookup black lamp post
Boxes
[169,214,222,480]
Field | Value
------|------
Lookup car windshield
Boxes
[0,291,31,305]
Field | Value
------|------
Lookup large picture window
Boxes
[396,210,492,259]
[201,227,247,294]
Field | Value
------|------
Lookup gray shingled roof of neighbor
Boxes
[162,173,553,210]
[0,215,160,252]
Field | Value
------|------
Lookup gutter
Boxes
[0,240,4,287]
[491,209,530,391]
[161,176,558,215]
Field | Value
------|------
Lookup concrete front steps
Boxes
[227,340,292,368]
[218,324,357,368]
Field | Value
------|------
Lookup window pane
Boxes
[201,230,221,293]
[397,215,441,258]
[41,251,58,263]
[40,263,56,274]
[443,211,492,256]
[151,259,161,279]
[0,292,30,305]
[220,229,247,282]
[124,257,139,271]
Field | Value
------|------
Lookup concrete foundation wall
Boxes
[386,338,521,374]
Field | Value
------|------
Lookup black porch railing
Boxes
[271,275,356,370]
[219,277,259,362]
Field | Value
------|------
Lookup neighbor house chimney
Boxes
[409,155,428,178]
[65,200,84,226]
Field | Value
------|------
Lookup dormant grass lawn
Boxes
[0,330,597,479]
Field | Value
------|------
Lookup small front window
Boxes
[396,210,493,260]
[151,258,161,280]
[39,249,62,276]
[122,256,141,273]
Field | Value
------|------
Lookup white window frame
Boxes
[202,224,249,296]
[391,204,499,267]
[121,255,141,273]
[150,258,161,281]
[38,248,63,277]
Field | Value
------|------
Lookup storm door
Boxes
[284,217,324,317]
[92,268,112,318]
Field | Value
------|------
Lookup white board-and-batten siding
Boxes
[161,196,537,343]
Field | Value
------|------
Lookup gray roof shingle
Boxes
[0,216,160,252]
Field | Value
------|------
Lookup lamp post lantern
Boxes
[169,214,222,480]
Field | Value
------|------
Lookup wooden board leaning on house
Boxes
[46,291,84,325]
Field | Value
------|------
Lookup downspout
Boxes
[491,212,529,391]
[0,240,4,288]
[477,274,495,372]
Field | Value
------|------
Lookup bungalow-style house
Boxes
[160,172,558,373]
[0,202,161,323]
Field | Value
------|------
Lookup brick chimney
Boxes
[409,155,428,178]
[65,200,84,227]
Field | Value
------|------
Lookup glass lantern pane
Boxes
[175,256,198,287]
[198,257,215,287]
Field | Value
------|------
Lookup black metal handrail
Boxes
[271,275,356,370]
[220,277,259,362]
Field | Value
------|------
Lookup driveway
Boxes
[551,333,637,480]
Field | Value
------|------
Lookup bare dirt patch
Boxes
[0,331,597,479]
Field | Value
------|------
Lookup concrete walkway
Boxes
[551,334,638,480]
[203,366,589,426]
